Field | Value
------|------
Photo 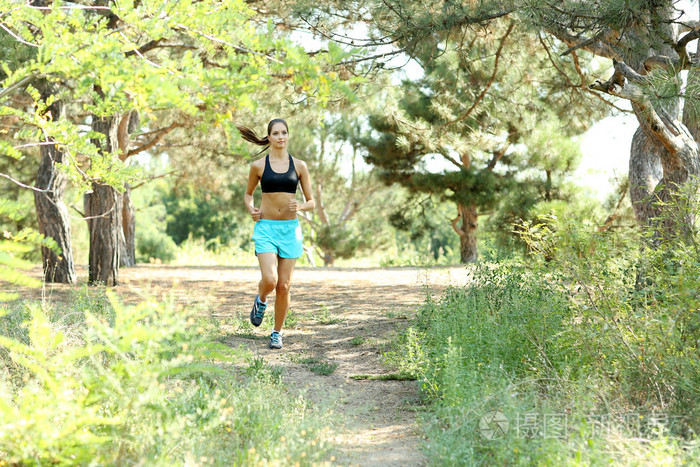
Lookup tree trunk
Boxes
[321,250,335,267]
[86,116,121,286]
[456,203,478,263]
[33,91,76,284]
[119,183,136,267]
[628,126,663,226]
[632,102,700,240]
[544,169,553,202]
[85,183,121,285]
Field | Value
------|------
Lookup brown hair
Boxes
[236,118,289,156]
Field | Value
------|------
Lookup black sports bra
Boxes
[260,154,299,194]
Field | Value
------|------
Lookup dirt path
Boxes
[10,265,472,465]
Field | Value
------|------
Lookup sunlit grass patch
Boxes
[310,305,344,325]
[349,336,365,346]
[307,361,338,376]
[290,354,338,376]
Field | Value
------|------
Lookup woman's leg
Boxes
[257,252,278,301]
[273,257,297,331]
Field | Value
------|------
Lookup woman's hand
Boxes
[288,199,299,213]
[250,207,262,221]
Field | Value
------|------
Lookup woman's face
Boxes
[268,122,289,150]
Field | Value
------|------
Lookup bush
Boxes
[388,261,574,401]
[389,207,700,464]
[161,183,246,247]
[0,287,333,464]
[136,219,178,263]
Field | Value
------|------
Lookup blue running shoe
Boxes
[269,331,283,349]
[250,295,266,327]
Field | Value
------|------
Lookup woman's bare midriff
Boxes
[260,192,296,220]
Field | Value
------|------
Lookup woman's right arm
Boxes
[244,163,262,221]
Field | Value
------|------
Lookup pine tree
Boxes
[358,20,605,261]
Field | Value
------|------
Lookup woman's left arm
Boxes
[292,159,315,212]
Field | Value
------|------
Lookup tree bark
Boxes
[117,112,138,267]
[33,89,76,284]
[321,251,335,267]
[628,126,663,226]
[119,183,136,267]
[86,116,121,286]
[590,58,699,240]
[453,203,478,263]
[631,101,700,239]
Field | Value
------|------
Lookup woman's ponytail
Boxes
[236,125,269,146]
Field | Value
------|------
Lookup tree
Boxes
[34,82,76,283]
[290,112,394,266]
[358,20,604,262]
[356,0,700,244]
[0,1,355,284]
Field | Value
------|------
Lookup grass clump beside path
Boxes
[0,286,333,465]
[389,219,700,465]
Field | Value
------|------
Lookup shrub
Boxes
[136,220,178,263]
[0,287,333,464]
[390,203,700,464]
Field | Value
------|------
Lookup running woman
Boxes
[239,118,315,349]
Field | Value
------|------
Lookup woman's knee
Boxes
[261,273,278,290]
[276,280,291,295]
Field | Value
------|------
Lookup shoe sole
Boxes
[250,296,264,327]
[250,307,263,326]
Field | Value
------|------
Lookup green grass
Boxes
[385,218,700,465]
[310,305,344,325]
[382,311,408,319]
[293,355,321,365]
[349,336,365,346]
[243,356,283,383]
[291,354,338,376]
[307,361,338,376]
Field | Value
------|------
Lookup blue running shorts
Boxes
[251,219,304,259]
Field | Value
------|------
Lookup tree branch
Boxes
[0,23,39,47]
[175,23,284,65]
[678,27,700,50]
[315,181,330,225]
[644,54,684,72]
[486,144,509,171]
[559,28,611,56]
[126,122,179,158]
[570,50,633,113]
[0,74,37,100]
[124,38,165,57]
[590,61,683,154]
[547,27,621,60]
[130,170,178,189]
[451,212,465,236]
[0,172,49,193]
[439,150,463,169]
[444,21,514,128]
